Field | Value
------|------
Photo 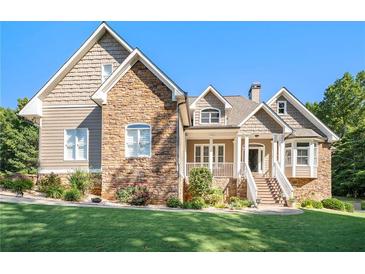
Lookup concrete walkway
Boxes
[0,190,303,216]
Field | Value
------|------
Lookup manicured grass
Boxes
[1,202,364,251]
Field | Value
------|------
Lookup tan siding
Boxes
[187,139,234,162]
[193,91,226,126]
[240,109,282,134]
[42,33,129,105]
[269,96,325,136]
[295,166,311,177]
[40,107,101,170]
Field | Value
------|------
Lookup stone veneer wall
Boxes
[101,61,178,204]
[289,142,332,201]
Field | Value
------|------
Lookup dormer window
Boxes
[277,100,287,115]
[201,108,220,124]
[101,64,113,83]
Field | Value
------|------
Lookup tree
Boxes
[306,71,365,197]
[0,98,39,174]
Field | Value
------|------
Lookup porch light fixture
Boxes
[255,134,259,138]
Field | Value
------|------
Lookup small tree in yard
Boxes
[189,167,213,198]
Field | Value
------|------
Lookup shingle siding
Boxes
[240,109,283,134]
[42,33,129,105]
[193,91,226,126]
[269,95,325,136]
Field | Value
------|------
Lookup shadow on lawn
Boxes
[0,203,364,252]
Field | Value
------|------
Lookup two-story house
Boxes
[20,22,339,205]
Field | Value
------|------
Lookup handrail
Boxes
[274,161,294,199]
[243,162,258,207]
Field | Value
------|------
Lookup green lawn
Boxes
[1,202,364,251]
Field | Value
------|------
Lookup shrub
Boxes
[361,201,365,210]
[190,197,206,209]
[39,173,62,192]
[45,185,65,199]
[229,197,252,209]
[204,188,224,206]
[214,202,228,209]
[116,185,150,206]
[69,170,91,195]
[344,202,354,212]
[166,197,182,208]
[189,167,212,198]
[63,188,81,201]
[0,178,33,194]
[311,200,323,209]
[182,201,193,209]
[301,199,313,208]
[322,198,345,211]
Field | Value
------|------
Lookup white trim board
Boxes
[92,48,185,105]
[38,168,101,174]
[267,87,339,142]
[190,85,232,109]
[238,102,292,134]
[19,22,133,118]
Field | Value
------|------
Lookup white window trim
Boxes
[63,128,89,161]
[277,100,287,115]
[200,107,221,124]
[125,123,152,159]
[285,144,292,167]
[295,142,310,166]
[194,144,225,163]
[101,63,113,83]
[285,140,319,171]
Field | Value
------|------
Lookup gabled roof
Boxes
[267,87,339,142]
[19,22,133,117]
[238,102,293,134]
[190,85,233,109]
[91,48,185,105]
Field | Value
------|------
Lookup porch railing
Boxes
[274,161,294,199]
[186,162,233,177]
[242,162,258,207]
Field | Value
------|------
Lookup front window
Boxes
[296,142,309,165]
[201,108,220,124]
[64,128,88,160]
[101,64,113,83]
[194,144,224,163]
[277,101,287,115]
[125,124,151,158]
[285,143,292,165]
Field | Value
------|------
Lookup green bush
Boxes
[116,185,150,206]
[311,200,323,209]
[190,197,206,209]
[229,197,252,209]
[301,199,313,208]
[0,178,33,194]
[344,202,354,212]
[39,173,62,192]
[300,199,323,209]
[63,188,81,201]
[204,188,224,206]
[182,201,193,209]
[189,167,213,198]
[322,198,345,211]
[68,170,91,195]
[214,202,228,209]
[166,197,182,208]
[361,201,365,210]
[45,185,65,199]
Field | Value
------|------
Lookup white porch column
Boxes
[184,134,188,177]
[272,135,278,177]
[209,136,213,172]
[244,135,249,164]
[233,139,237,177]
[309,142,314,177]
[279,134,285,172]
[235,135,242,177]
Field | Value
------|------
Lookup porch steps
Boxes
[255,176,285,206]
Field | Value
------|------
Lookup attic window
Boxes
[201,108,220,124]
[101,64,113,83]
[277,101,287,115]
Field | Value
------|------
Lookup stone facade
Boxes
[289,142,332,201]
[101,61,178,204]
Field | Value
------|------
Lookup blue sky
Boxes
[1,21,364,109]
